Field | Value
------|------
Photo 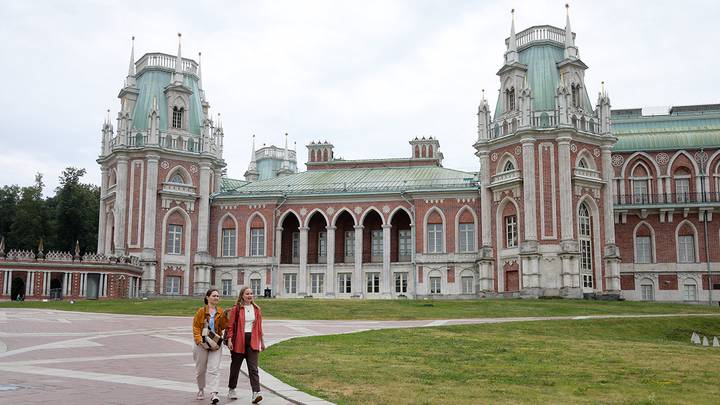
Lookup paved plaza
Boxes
[1,309,717,404]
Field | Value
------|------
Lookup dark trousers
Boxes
[228,332,260,392]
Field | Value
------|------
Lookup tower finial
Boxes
[481,89,485,102]
[106,108,110,125]
[173,33,184,84]
[198,51,203,89]
[128,36,135,77]
[563,4,578,59]
[601,81,605,96]
[506,9,518,64]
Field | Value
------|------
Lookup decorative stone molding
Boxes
[593,148,600,157]
[354,206,362,214]
[382,205,391,213]
[611,155,624,167]
[160,160,170,169]
[189,165,198,173]
[248,204,266,209]
[514,146,522,156]
[424,199,445,204]
[326,207,335,215]
[570,143,578,153]
[300,208,307,217]
[491,153,498,162]
[655,152,669,166]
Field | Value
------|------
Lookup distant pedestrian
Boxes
[192,288,228,404]
[226,286,266,403]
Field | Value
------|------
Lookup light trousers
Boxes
[193,344,222,393]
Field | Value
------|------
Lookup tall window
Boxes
[172,106,183,129]
[675,178,690,203]
[338,273,352,294]
[283,274,297,294]
[318,231,327,263]
[571,84,580,108]
[635,235,651,264]
[165,276,180,295]
[684,282,698,301]
[430,276,441,294]
[458,223,474,253]
[222,228,236,257]
[221,279,232,296]
[344,231,355,262]
[427,224,443,253]
[167,224,183,254]
[678,235,695,263]
[633,179,649,204]
[398,230,412,261]
[292,232,300,263]
[579,203,593,289]
[250,228,265,256]
[461,275,474,294]
[505,87,515,112]
[371,230,383,262]
[250,277,262,296]
[502,160,515,172]
[395,272,408,293]
[505,215,517,248]
[366,272,380,293]
[311,273,324,294]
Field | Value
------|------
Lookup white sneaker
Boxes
[252,391,263,403]
[228,388,238,400]
[210,392,219,404]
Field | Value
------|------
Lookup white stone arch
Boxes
[675,219,700,263]
[330,207,358,227]
[423,206,447,254]
[388,206,414,226]
[576,149,597,170]
[632,221,656,264]
[360,206,386,226]
[638,277,655,300]
[247,271,263,295]
[217,270,235,296]
[165,165,193,185]
[707,149,720,176]
[454,205,478,253]
[246,212,268,257]
[620,152,661,179]
[665,150,701,177]
[497,152,517,174]
[160,206,192,295]
[303,208,330,228]
[576,195,602,292]
[278,209,302,228]
[426,268,444,294]
[216,212,239,257]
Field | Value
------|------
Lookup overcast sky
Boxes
[1,0,718,193]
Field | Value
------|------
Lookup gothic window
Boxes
[317,231,327,263]
[222,228,236,257]
[503,160,515,172]
[250,275,262,296]
[366,272,380,293]
[426,224,443,253]
[504,215,517,248]
[167,224,183,254]
[311,273,324,294]
[338,273,352,293]
[578,158,588,169]
[458,223,475,253]
[165,276,181,295]
[571,84,581,108]
[250,228,265,256]
[371,230,383,262]
[398,230,412,261]
[172,107,184,129]
[344,230,355,262]
[683,281,698,301]
[678,235,695,263]
[506,87,515,112]
[635,235,651,264]
[395,272,408,293]
[170,173,184,184]
[578,203,593,289]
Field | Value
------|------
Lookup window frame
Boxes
[221,228,236,257]
[677,234,695,263]
[366,272,380,293]
[504,215,517,248]
[426,223,443,253]
[283,273,297,294]
[394,272,408,293]
[250,228,265,257]
[458,223,475,253]
[166,224,183,255]
[338,273,352,294]
[165,276,181,295]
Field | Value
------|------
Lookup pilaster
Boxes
[114,156,129,255]
[521,137,537,242]
[557,136,574,243]
[353,225,364,297]
[97,167,109,254]
[142,154,160,259]
[298,226,309,295]
[326,226,336,295]
[382,224,392,296]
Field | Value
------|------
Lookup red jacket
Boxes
[226,303,264,353]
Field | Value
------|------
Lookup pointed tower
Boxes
[97,35,227,297]
[244,135,260,181]
[474,6,619,299]
[277,133,294,176]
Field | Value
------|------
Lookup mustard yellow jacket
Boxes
[192,305,229,345]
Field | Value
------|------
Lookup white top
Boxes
[243,304,255,333]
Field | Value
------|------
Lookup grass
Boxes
[1,297,719,319]
[262,316,720,404]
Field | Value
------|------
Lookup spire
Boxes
[74,240,81,259]
[173,33,184,84]
[198,52,203,89]
[280,133,290,170]
[249,134,257,165]
[505,9,519,64]
[125,36,136,87]
[564,4,578,59]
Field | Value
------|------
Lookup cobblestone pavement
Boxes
[1,308,717,404]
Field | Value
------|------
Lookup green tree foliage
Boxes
[2,169,99,254]
[8,174,47,250]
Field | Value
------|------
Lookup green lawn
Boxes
[1,297,718,319]
[262,316,720,404]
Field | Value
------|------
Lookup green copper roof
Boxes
[611,113,720,152]
[216,166,477,198]
[220,177,249,192]
[131,70,203,136]
[495,44,592,118]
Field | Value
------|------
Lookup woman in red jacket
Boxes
[226,286,266,403]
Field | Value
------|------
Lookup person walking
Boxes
[192,288,228,403]
[226,286,266,403]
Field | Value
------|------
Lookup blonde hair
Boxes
[236,286,254,306]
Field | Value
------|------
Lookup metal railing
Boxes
[615,192,720,205]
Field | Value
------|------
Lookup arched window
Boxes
[505,87,515,112]
[578,203,593,290]
[571,84,581,108]
[683,279,698,302]
[673,167,691,203]
[170,173,184,184]
[503,160,515,172]
[426,210,444,253]
[172,107,184,129]
[677,223,696,263]
[640,278,654,301]
[578,158,588,169]
[634,223,653,264]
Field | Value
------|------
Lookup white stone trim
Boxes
[675,219,700,264]
[454,205,478,253]
[576,195,602,292]
[632,221,657,264]
[160,206,193,295]
[330,207,358,227]
[127,159,145,249]
[164,165,194,186]
[422,207,447,254]
[539,142,557,240]
[246,211,269,257]
[216,212,239,257]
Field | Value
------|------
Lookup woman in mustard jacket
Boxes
[226,286,266,403]
[192,288,228,404]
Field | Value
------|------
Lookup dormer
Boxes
[409,136,443,165]
[307,141,334,163]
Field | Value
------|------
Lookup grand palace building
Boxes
[16,9,713,303]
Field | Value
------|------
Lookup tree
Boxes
[8,173,47,250]
[50,167,100,253]
[0,185,20,240]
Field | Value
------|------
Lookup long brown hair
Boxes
[204,288,219,305]
[235,286,256,307]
